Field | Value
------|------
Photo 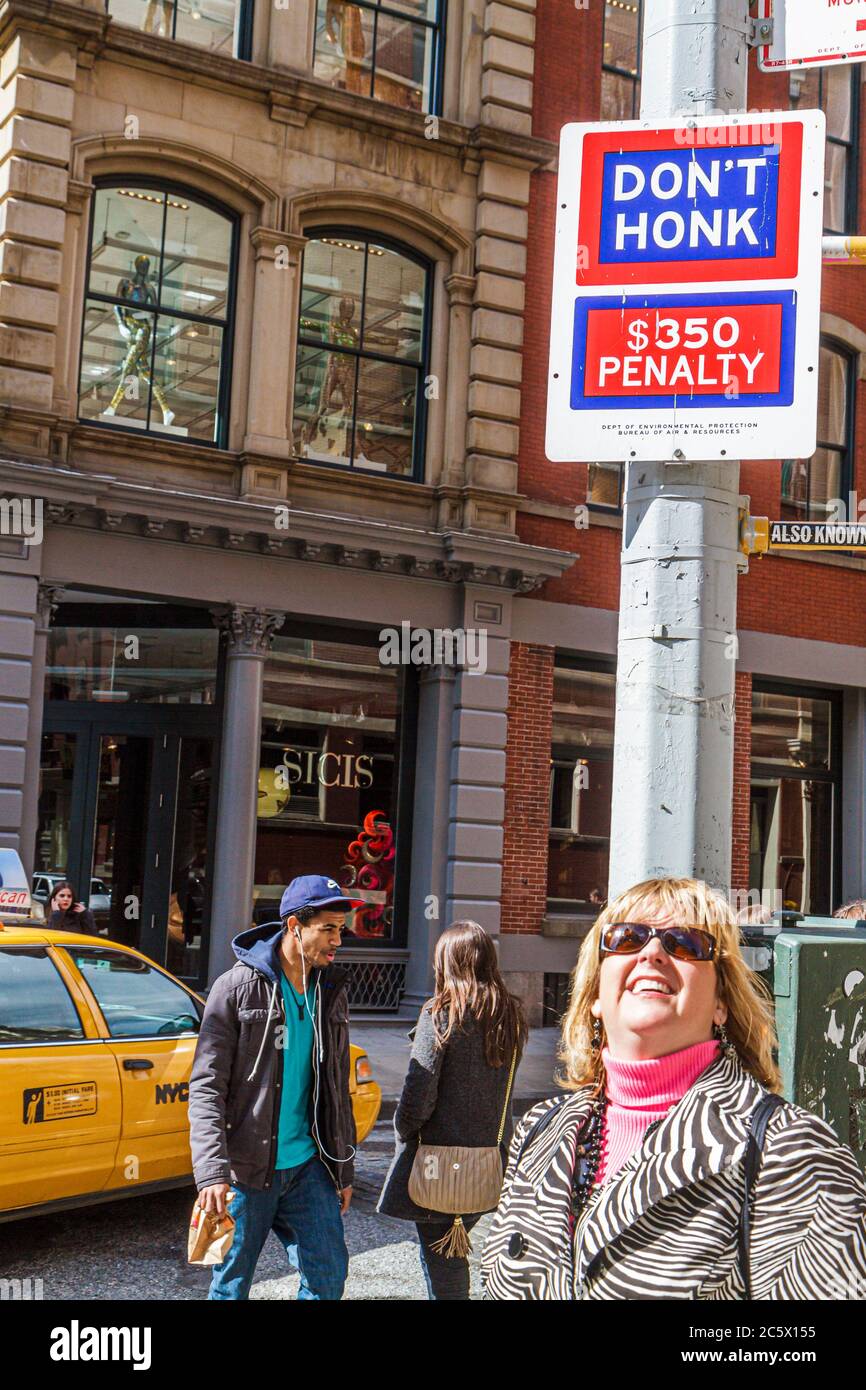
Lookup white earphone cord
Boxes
[294,926,356,1167]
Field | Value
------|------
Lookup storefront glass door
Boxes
[37,710,219,986]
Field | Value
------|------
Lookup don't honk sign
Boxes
[546,112,825,463]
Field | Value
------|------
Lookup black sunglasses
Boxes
[600,922,717,962]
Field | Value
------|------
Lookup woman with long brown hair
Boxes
[377,920,528,1300]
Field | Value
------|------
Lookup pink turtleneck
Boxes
[595,1040,720,1184]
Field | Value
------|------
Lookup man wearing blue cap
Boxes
[189,874,363,1300]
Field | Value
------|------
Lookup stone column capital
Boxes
[36,583,63,633]
[250,227,307,265]
[445,273,477,308]
[217,605,285,656]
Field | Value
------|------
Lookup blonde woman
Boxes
[483,877,866,1300]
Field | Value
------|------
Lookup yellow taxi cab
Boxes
[0,916,381,1222]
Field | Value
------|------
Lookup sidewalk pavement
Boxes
[350,1024,563,1116]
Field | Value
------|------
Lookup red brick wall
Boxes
[501,642,554,935]
[521,25,866,634]
[732,671,753,892]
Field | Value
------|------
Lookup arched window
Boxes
[313,0,444,114]
[78,183,237,447]
[293,232,430,478]
[781,338,855,522]
[105,0,254,60]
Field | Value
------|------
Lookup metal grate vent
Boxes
[344,957,407,1012]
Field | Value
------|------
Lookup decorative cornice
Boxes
[0,456,578,592]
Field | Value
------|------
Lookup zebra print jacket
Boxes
[482,1053,866,1300]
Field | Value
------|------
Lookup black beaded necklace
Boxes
[571,1091,608,1217]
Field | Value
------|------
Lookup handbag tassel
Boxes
[429,1215,472,1259]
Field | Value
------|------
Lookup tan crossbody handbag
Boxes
[408,1048,517,1258]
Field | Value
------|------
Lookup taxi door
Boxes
[0,943,122,1213]
[59,944,200,1189]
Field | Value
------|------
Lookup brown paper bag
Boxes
[187,1190,236,1266]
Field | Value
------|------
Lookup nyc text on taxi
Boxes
[0,921,381,1220]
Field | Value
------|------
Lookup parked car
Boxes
[0,918,381,1222]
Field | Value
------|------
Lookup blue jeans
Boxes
[208,1156,348,1301]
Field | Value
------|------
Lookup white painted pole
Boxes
[607,0,748,898]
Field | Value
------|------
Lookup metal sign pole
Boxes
[607,0,750,897]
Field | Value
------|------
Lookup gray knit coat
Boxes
[376,1004,519,1223]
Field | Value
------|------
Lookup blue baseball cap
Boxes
[279,874,364,921]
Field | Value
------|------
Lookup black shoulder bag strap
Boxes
[737,1092,785,1300]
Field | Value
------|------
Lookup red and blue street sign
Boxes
[572,291,797,409]
[546,112,824,463]
[577,123,802,284]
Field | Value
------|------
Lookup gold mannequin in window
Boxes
[104,254,175,428]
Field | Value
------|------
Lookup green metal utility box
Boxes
[742,917,866,1176]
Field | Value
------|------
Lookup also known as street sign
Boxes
[546,112,825,463]
[759,0,866,71]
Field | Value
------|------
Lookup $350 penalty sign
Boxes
[546,111,825,463]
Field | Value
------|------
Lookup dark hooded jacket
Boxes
[188,921,355,1193]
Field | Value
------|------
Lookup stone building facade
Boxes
[0,0,578,1007]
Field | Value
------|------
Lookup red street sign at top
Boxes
[574,120,803,287]
[759,0,866,71]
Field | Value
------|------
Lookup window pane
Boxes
[824,140,849,232]
[587,462,622,508]
[160,197,232,320]
[603,0,640,75]
[550,758,612,835]
[88,187,165,300]
[806,447,843,519]
[257,636,402,941]
[381,0,438,18]
[751,690,831,772]
[151,313,223,440]
[0,949,84,1044]
[78,296,155,427]
[601,69,638,122]
[551,668,616,750]
[372,13,430,112]
[817,344,848,447]
[46,627,218,704]
[300,238,366,345]
[91,735,151,946]
[165,737,213,977]
[313,0,375,97]
[353,356,417,473]
[108,0,243,54]
[65,947,199,1039]
[749,779,833,915]
[174,0,239,53]
[35,732,77,875]
[362,245,425,360]
[823,65,852,141]
[293,343,356,465]
[547,837,611,907]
